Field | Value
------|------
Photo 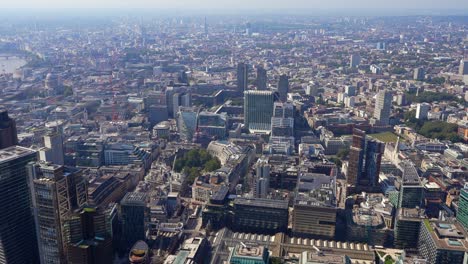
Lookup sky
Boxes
[2,0,468,10]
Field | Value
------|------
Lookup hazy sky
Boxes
[2,0,468,9]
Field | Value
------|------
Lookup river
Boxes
[0,55,27,74]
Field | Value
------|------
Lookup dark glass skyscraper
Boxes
[237,63,249,92]
[0,146,39,264]
[256,66,267,90]
[120,192,147,251]
[278,74,289,102]
[347,129,366,186]
[364,139,384,187]
[0,109,18,149]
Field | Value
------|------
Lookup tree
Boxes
[204,158,221,172]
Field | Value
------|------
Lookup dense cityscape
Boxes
[0,5,468,264]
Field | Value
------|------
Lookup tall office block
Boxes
[121,192,147,250]
[459,59,468,75]
[398,163,423,208]
[0,146,39,263]
[244,90,274,133]
[364,139,384,187]
[416,103,430,120]
[277,74,289,102]
[271,102,294,138]
[418,220,468,264]
[256,66,267,90]
[237,63,249,92]
[413,67,425,81]
[347,129,366,185]
[39,132,65,165]
[350,54,361,68]
[344,85,356,96]
[148,105,169,127]
[254,160,270,198]
[28,162,87,264]
[0,109,18,149]
[457,184,468,230]
[64,207,113,264]
[373,90,392,126]
[394,208,425,249]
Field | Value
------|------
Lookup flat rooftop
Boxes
[0,146,36,163]
[234,197,289,210]
[425,220,468,251]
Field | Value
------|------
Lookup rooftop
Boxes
[0,146,36,163]
[234,197,289,210]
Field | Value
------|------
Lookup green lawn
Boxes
[369,132,399,143]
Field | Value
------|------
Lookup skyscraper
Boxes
[459,59,468,75]
[28,162,87,264]
[347,129,366,186]
[39,131,65,165]
[364,139,385,187]
[254,160,270,198]
[416,103,430,120]
[0,146,39,263]
[256,66,267,90]
[177,106,199,142]
[244,90,274,133]
[373,90,392,126]
[350,54,361,68]
[0,109,18,149]
[413,67,425,81]
[121,192,147,251]
[398,163,423,209]
[237,63,249,92]
[277,74,289,102]
[64,207,113,264]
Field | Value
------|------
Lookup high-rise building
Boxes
[39,132,65,165]
[0,146,39,263]
[271,102,294,138]
[413,67,425,81]
[64,207,113,264]
[344,85,356,96]
[0,109,18,149]
[398,163,423,208]
[254,160,270,198]
[277,74,289,102]
[28,162,87,264]
[121,192,147,250]
[373,90,392,126]
[347,129,366,186]
[244,90,274,133]
[197,112,228,139]
[416,103,430,120]
[148,105,169,127]
[350,54,361,68]
[237,63,249,92]
[459,59,468,75]
[363,139,384,187]
[394,208,425,249]
[256,66,267,90]
[418,220,468,264]
[457,184,468,230]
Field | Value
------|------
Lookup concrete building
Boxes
[292,173,337,239]
[39,132,64,165]
[347,129,366,186]
[414,67,425,81]
[373,90,392,126]
[244,90,274,133]
[417,220,468,264]
[0,146,39,263]
[228,243,269,264]
[254,159,271,198]
[232,197,289,234]
[28,162,87,264]
[459,59,468,75]
[416,103,430,120]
